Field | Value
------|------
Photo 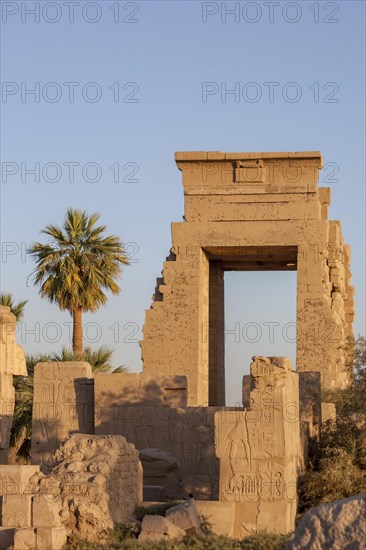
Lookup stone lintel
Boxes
[175,151,323,191]
[175,151,323,163]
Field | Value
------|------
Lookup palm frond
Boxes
[0,293,28,322]
[27,208,130,321]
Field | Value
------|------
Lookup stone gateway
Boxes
[141,151,354,405]
[0,151,356,546]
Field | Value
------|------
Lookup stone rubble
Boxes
[287,492,366,550]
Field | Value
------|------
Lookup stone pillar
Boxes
[31,362,94,469]
[209,261,225,405]
[296,222,354,388]
[215,356,301,538]
[0,307,27,464]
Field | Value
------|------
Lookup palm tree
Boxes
[0,292,28,322]
[27,208,130,355]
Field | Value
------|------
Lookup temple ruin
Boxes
[0,151,355,546]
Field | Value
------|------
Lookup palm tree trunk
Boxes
[72,308,83,356]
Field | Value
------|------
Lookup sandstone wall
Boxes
[31,366,188,469]
[95,403,220,500]
[31,362,94,468]
[94,373,187,409]
[0,306,27,464]
[1,435,142,548]
[29,355,306,538]
[0,464,66,550]
[215,356,301,538]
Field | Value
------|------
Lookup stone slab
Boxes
[36,527,67,550]
[0,466,40,495]
[32,494,62,527]
[13,528,36,550]
[1,494,32,528]
[195,500,235,537]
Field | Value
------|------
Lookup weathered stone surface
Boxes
[0,465,40,495]
[139,448,181,499]
[165,499,203,536]
[195,501,235,537]
[215,357,301,538]
[0,307,27,464]
[95,373,187,409]
[143,485,165,502]
[0,307,26,377]
[33,434,142,542]
[0,494,32,527]
[138,515,186,541]
[13,527,36,550]
[31,362,94,468]
[32,494,62,527]
[22,150,354,544]
[299,372,321,440]
[242,375,252,408]
[96,405,220,500]
[36,527,67,550]
[287,492,366,550]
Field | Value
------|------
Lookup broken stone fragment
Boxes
[138,515,186,541]
[287,492,366,550]
[165,500,204,536]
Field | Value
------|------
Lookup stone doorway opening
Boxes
[224,270,297,406]
[207,246,298,406]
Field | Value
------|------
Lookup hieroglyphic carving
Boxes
[215,357,301,537]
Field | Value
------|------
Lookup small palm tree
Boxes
[0,292,28,322]
[27,208,130,355]
[51,345,127,373]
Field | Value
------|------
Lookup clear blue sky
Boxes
[1,1,365,404]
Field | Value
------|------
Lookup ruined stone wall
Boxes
[0,307,27,464]
[29,355,305,537]
[215,356,302,538]
[31,362,94,468]
[94,355,303,524]
[1,435,143,549]
[141,152,354,404]
[94,373,187,409]
[0,464,66,550]
[31,368,188,470]
[95,400,220,500]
